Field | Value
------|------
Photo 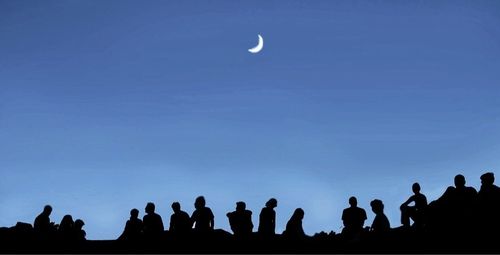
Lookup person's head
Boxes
[60,214,74,226]
[480,172,495,186]
[171,202,181,213]
[74,219,84,229]
[43,205,52,215]
[265,198,278,208]
[130,208,139,219]
[195,196,206,209]
[145,202,155,214]
[412,183,421,194]
[370,199,384,214]
[236,201,246,211]
[454,174,466,188]
[292,208,305,220]
[349,196,358,207]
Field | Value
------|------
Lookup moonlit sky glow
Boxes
[1,0,500,240]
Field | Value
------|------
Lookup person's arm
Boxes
[169,215,174,231]
[362,210,367,227]
[401,196,414,208]
[341,210,347,227]
[299,223,306,236]
[118,222,127,240]
[210,211,215,230]
[271,211,276,233]
[190,212,196,228]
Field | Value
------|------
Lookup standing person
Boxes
[143,202,164,239]
[258,198,277,236]
[191,196,214,232]
[169,202,191,235]
[119,208,143,241]
[400,182,428,228]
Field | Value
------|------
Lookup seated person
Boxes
[370,199,390,233]
[34,205,56,235]
[282,208,306,239]
[143,202,164,239]
[119,208,143,240]
[227,201,253,237]
[169,202,191,235]
[341,196,367,237]
[400,182,427,228]
[191,196,214,232]
[258,198,277,236]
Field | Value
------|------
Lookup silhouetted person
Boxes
[258,198,277,236]
[58,214,74,239]
[438,174,477,206]
[283,208,306,239]
[169,202,191,235]
[34,205,55,235]
[370,199,390,233]
[119,208,143,241]
[227,201,253,237]
[74,219,86,241]
[434,174,477,232]
[341,197,367,237]
[191,196,214,232]
[142,202,164,239]
[400,182,427,228]
[477,172,500,235]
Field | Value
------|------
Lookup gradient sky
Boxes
[1,0,500,240]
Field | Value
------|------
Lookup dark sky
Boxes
[1,0,500,240]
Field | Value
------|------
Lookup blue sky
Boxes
[1,0,500,239]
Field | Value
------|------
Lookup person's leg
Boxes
[400,206,410,227]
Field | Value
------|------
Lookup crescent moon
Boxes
[248,34,264,54]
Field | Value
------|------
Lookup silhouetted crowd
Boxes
[1,172,499,252]
[32,205,86,242]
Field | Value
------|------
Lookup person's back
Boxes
[438,175,477,208]
[169,202,191,234]
[436,175,477,232]
[122,218,143,240]
[283,208,305,239]
[370,199,390,233]
[58,215,75,240]
[342,207,367,231]
[372,214,390,233]
[258,198,277,236]
[342,197,367,233]
[143,203,164,239]
[143,213,164,235]
[119,208,143,241]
